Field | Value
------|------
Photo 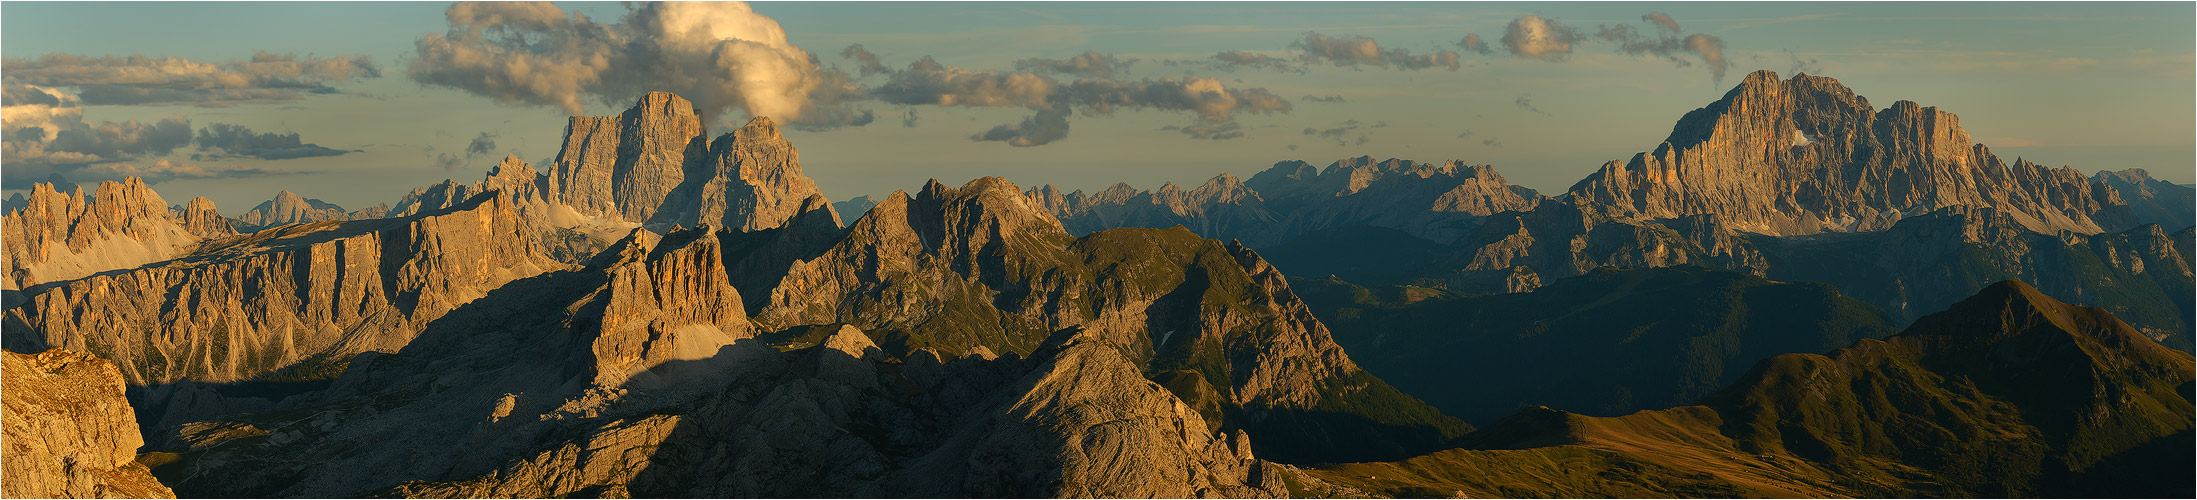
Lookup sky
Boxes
[3,1,2192,212]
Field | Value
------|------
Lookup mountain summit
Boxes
[1568,70,2129,236]
[543,92,837,230]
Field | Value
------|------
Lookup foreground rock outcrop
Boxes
[2,349,175,499]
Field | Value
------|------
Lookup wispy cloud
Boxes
[1,52,379,107]
[1716,13,1840,31]
[1292,32,1461,71]
[1515,93,1550,116]
[409,2,871,129]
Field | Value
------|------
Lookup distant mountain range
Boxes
[2,72,2187,498]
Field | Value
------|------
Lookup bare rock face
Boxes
[2092,168,2196,230]
[689,116,838,231]
[3,177,201,290]
[1041,157,1540,247]
[235,190,364,231]
[4,191,558,388]
[177,197,237,239]
[2,349,175,499]
[545,92,705,221]
[539,92,836,230]
[1568,70,2126,236]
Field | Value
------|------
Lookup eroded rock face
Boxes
[1568,70,2127,236]
[3,191,557,388]
[3,177,201,290]
[2,349,175,499]
[1038,157,1540,247]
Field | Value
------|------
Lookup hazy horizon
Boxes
[4,1,2191,211]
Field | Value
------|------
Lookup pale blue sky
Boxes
[4,2,2191,211]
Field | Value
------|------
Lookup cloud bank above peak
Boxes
[407,1,864,128]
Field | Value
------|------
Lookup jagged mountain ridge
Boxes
[234,190,386,231]
[4,191,556,391]
[134,193,1428,497]
[144,226,1300,497]
[2,178,230,291]
[742,175,1469,463]
[1029,156,1541,247]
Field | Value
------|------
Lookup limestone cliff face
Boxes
[2,349,175,499]
[689,117,837,231]
[4,191,557,387]
[539,92,836,230]
[1040,157,1539,247]
[235,190,372,231]
[545,92,704,221]
[1568,70,2126,236]
[2092,168,2195,230]
[578,227,755,387]
[3,178,202,290]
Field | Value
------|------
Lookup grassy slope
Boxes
[1304,280,2195,498]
